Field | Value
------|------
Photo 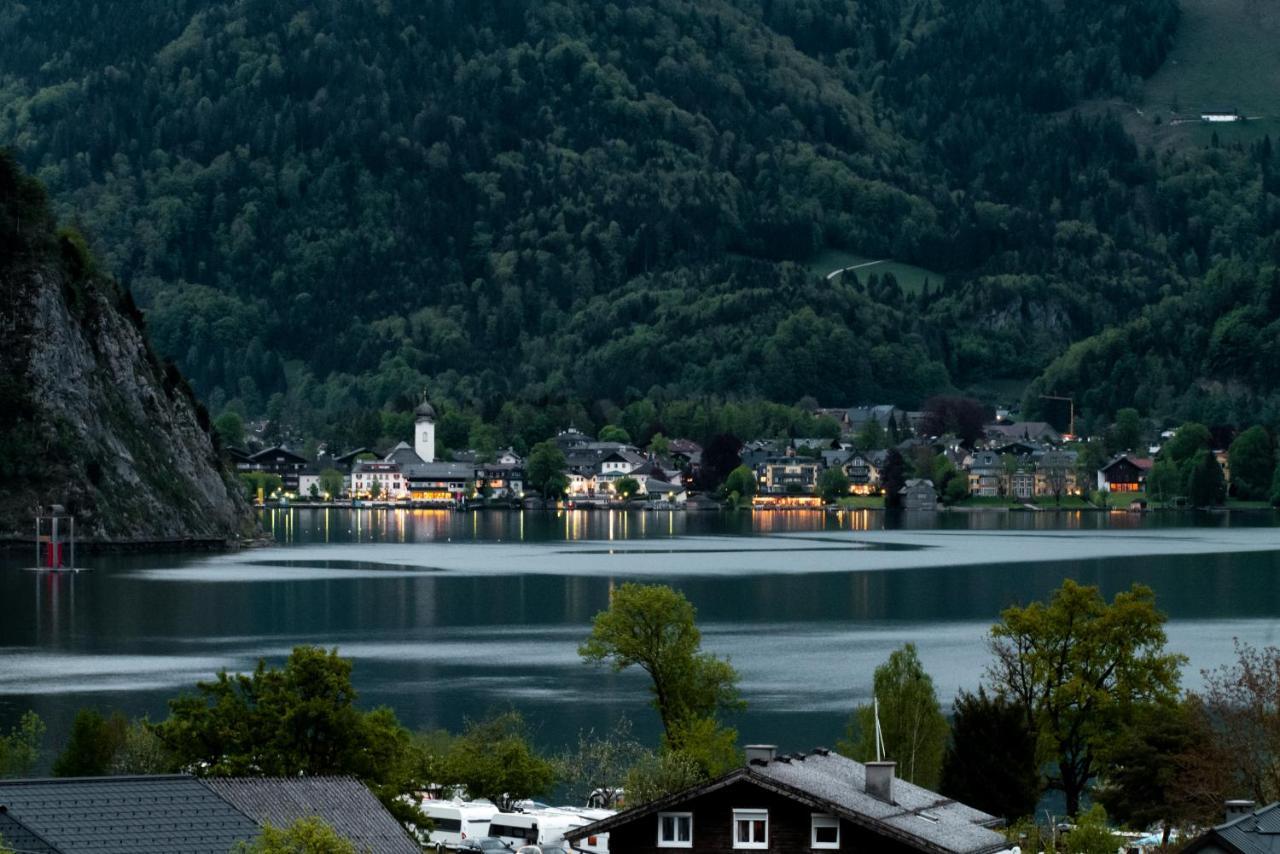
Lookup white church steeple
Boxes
[414,391,436,463]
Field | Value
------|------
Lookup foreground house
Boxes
[1182,799,1275,853]
[565,747,1011,853]
[0,774,417,854]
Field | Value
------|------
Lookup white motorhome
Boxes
[415,800,499,852]
[489,808,612,853]
[488,809,592,850]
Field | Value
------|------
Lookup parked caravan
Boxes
[417,800,499,852]
[490,808,612,853]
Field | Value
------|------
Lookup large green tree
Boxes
[722,465,757,501]
[157,646,424,826]
[525,440,569,499]
[52,709,127,777]
[438,711,557,812]
[1145,459,1182,505]
[1228,426,1274,500]
[839,644,949,789]
[818,466,851,503]
[580,583,742,772]
[1094,701,1207,848]
[987,580,1184,815]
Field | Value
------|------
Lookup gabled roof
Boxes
[203,776,420,854]
[565,751,1006,854]
[644,479,686,495]
[986,421,1061,442]
[1183,802,1280,853]
[248,445,309,464]
[0,775,259,853]
[1100,454,1153,472]
[383,442,425,467]
[601,448,646,465]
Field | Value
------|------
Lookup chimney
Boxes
[865,761,896,804]
[745,745,777,765]
[1225,800,1256,822]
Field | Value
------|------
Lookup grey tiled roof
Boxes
[0,775,259,853]
[755,752,1006,854]
[566,750,1008,854]
[1186,802,1280,853]
[203,776,420,854]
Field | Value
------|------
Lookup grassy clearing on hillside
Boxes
[1129,0,1280,148]
[806,249,940,295]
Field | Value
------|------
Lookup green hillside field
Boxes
[805,249,941,295]
[1133,0,1280,147]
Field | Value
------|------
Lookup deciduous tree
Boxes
[839,644,949,789]
[157,646,424,827]
[0,711,44,778]
[236,817,358,854]
[1094,700,1206,847]
[818,467,850,502]
[987,580,1184,815]
[599,424,632,444]
[722,465,756,500]
[614,475,640,500]
[526,440,569,498]
[556,717,647,808]
[580,584,742,770]
[52,709,127,777]
[624,750,706,806]
[439,710,557,811]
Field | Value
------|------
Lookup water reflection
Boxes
[2,508,1278,762]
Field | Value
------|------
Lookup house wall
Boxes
[602,780,929,854]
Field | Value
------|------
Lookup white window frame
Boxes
[657,811,693,848]
[732,809,769,850]
[811,813,840,849]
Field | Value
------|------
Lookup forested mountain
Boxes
[3,0,1275,441]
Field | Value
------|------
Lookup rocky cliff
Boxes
[0,152,253,542]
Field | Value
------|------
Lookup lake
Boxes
[2,507,1279,765]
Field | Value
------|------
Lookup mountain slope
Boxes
[6,0,1251,439]
[0,153,252,540]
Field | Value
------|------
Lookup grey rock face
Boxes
[1,261,252,542]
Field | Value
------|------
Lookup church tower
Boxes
[414,394,436,463]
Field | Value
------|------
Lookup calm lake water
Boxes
[2,508,1280,766]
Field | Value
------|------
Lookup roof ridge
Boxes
[0,774,193,786]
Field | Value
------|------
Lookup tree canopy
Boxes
[839,644,949,790]
[987,580,1184,815]
[580,583,742,773]
[156,646,424,826]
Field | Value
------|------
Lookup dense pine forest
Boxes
[2,0,1278,443]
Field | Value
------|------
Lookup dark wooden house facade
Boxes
[567,747,1010,854]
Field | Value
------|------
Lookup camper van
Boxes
[489,808,611,853]
[487,809,585,850]
[417,800,499,852]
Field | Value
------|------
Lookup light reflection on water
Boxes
[1,508,1278,764]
